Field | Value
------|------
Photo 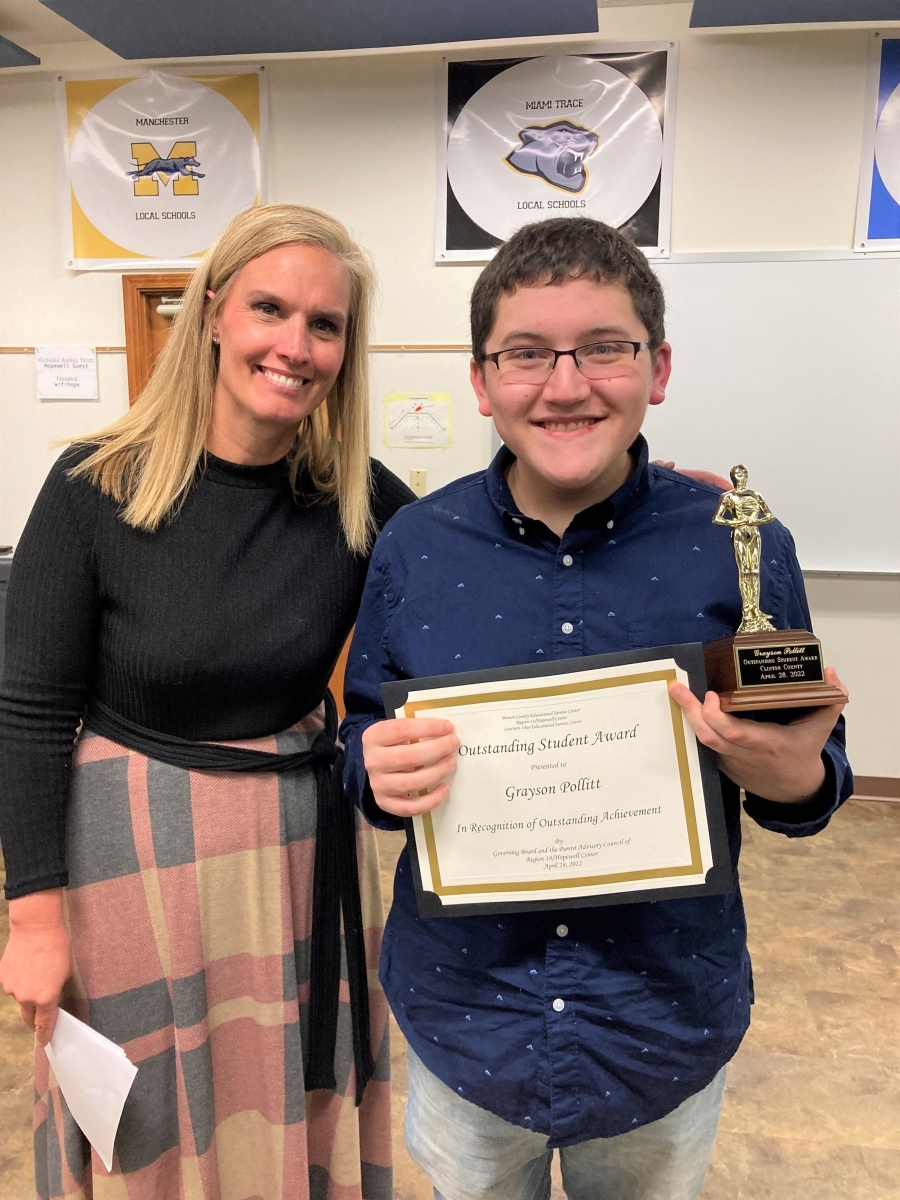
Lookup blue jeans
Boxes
[405,1047,726,1200]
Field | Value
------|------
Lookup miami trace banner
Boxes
[60,70,266,270]
[436,45,677,263]
[856,35,900,251]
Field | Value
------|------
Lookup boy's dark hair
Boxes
[470,218,666,362]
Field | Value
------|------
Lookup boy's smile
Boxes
[471,275,671,533]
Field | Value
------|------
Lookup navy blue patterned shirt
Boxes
[341,437,852,1147]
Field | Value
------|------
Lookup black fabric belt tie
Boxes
[84,693,375,1106]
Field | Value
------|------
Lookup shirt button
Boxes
[552,998,565,1012]
[561,622,574,635]
[556,924,569,938]
[607,520,614,529]
[562,554,574,567]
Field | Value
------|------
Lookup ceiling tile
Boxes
[37,0,600,58]
[0,32,40,64]
[690,0,900,25]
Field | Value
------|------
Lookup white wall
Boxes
[805,577,900,779]
[0,4,898,774]
[597,4,871,252]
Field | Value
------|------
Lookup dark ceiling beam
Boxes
[0,35,40,66]
[36,0,599,59]
[691,0,900,25]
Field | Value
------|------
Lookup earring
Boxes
[212,334,219,344]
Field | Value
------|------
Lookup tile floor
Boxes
[2,800,898,1200]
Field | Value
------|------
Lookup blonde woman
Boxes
[0,204,410,1199]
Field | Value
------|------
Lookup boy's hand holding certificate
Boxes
[379,644,732,917]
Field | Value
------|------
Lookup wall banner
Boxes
[60,69,267,270]
[855,36,900,251]
[436,45,677,263]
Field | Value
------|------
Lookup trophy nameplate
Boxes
[702,465,847,713]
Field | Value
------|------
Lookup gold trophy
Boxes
[702,465,846,712]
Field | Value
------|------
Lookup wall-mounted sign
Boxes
[856,35,900,250]
[35,347,99,400]
[384,394,452,448]
[436,45,677,262]
[60,69,267,270]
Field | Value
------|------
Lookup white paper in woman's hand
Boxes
[45,1009,138,1172]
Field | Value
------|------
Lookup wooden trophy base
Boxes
[703,629,847,713]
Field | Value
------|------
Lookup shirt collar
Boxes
[485,433,652,532]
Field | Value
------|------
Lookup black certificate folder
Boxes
[381,643,733,918]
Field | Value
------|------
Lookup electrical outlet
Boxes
[409,469,427,498]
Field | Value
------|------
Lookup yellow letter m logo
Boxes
[129,141,205,197]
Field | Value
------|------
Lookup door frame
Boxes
[122,272,194,404]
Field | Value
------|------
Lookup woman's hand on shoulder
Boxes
[362,717,459,817]
[0,889,71,1046]
[652,461,730,490]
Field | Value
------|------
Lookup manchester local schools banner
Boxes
[437,45,677,263]
[60,70,266,270]
[856,35,900,250]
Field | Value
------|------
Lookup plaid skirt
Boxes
[34,712,391,1200]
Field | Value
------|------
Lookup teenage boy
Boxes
[342,218,851,1200]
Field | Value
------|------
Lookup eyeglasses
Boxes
[483,341,650,383]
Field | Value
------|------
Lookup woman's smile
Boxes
[257,365,310,391]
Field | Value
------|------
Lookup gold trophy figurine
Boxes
[712,465,776,634]
[702,465,846,712]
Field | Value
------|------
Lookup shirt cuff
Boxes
[358,776,405,831]
[342,722,404,831]
[3,869,69,901]
[742,749,842,837]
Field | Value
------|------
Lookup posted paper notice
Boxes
[384,393,451,448]
[35,347,99,400]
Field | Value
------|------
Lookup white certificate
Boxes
[383,646,731,915]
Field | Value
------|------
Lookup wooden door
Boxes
[122,273,193,404]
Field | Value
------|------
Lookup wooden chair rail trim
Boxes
[0,346,125,354]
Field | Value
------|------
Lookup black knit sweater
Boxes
[0,447,413,899]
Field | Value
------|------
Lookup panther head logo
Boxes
[506,120,599,193]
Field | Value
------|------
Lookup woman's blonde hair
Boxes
[69,204,376,553]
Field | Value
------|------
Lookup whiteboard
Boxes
[367,257,900,574]
[648,258,900,574]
